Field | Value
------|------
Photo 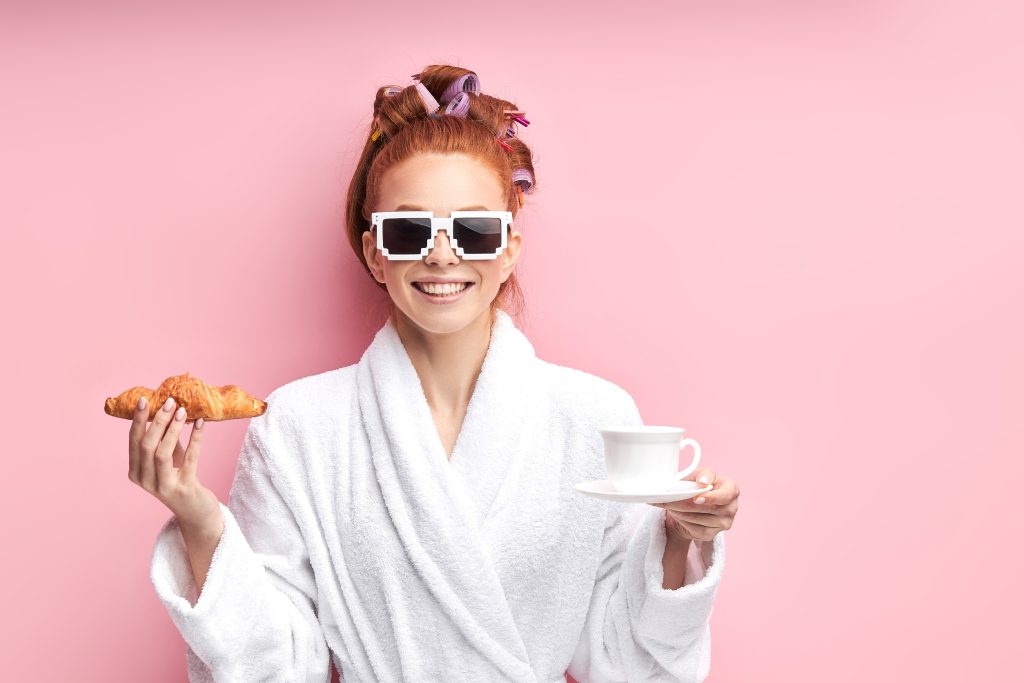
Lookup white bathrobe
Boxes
[150,308,726,682]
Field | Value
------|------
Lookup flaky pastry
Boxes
[104,372,267,423]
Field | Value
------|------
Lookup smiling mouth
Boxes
[412,282,473,296]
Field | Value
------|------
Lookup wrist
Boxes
[175,490,222,532]
[660,511,691,590]
[663,510,690,546]
[177,507,223,540]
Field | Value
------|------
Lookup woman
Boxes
[133,64,740,682]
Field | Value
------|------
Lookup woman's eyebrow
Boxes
[394,204,490,211]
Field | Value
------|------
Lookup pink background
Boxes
[1,1,1020,680]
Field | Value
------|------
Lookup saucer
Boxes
[574,479,714,504]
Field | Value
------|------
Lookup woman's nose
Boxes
[426,229,459,263]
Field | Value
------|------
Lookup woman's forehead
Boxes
[378,154,505,208]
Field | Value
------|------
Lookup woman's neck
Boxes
[393,308,494,420]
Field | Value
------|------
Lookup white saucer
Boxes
[574,479,714,504]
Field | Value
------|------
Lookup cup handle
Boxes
[675,437,702,481]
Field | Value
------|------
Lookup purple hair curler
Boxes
[511,168,534,193]
[444,91,471,118]
[439,73,480,105]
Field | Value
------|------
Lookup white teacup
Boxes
[600,426,701,493]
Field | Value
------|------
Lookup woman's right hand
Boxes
[128,395,221,529]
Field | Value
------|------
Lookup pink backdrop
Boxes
[1,1,1019,681]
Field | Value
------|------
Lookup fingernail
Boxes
[698,475,711,484]
[174,406,185,421]
[137,396,146,411]
[196,417,204,430]
[695,496,706,504]
[162,397,174,411]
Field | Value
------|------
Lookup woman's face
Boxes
[362,152,523,336]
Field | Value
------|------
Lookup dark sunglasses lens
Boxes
[452,217,503,254]
[382,217,431,254]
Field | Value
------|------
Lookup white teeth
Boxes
[415,282,469,295]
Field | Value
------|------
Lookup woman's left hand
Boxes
[653,468,740,543]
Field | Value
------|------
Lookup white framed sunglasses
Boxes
[370,210,513,260]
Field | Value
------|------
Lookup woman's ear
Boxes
[500,229,523,283]
[362,230,386,284]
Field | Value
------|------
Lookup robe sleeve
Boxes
[567,388,727,683]
[148,406,332,682]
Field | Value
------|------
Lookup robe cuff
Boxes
[630,505,726,643]
[149,501,264,670]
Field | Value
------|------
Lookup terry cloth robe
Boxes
[150,308,726,682]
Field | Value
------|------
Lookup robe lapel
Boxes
[355,308,537,672]
[447,310,537,529]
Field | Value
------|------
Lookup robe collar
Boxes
[362,307,538,528]
[355,307,539,671]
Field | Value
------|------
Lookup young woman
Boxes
[132,64,740,682]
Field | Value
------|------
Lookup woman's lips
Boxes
[412,282,474,305]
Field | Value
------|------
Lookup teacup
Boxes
[600,426,701,493]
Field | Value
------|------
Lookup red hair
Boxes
[344,64,536,319]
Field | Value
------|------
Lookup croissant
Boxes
[104,372,267,423]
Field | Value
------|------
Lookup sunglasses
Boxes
[370,210,513,260]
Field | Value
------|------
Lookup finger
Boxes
[128,395,150,483]
[668,509,723,525]
[140,396,177,490]
[660,501,716,516]
[659,493,713,513]
[688,467,716,487]
[680,476,737,508]
[674,517,719,542]
[155,404,188,492]
[698,477,739,506]
[181,418,205,481]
